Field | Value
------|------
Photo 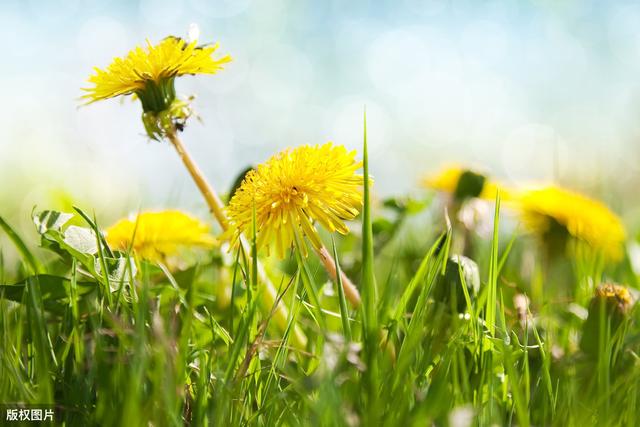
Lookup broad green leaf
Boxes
[0,274,97,314]
[63,225,98,255]
[33,210,136,289]
[33,210,74,235]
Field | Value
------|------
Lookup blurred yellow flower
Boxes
[82,36,231,112]
[106,210,216,263]
[226,143,363,258]
[422,165,506,201]
[517,186,626,260]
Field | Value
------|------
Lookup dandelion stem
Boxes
[316,245,361,307]
[166,128,307,348]
[166,129,229,231]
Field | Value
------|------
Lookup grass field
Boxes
[1,33,639,427]
[1,139,639,426]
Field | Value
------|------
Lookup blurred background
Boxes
[2,0,640,234]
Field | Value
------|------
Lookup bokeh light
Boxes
[1,0,640,221]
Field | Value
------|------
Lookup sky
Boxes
[2,0,640,223]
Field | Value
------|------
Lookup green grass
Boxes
[1,126,640,426]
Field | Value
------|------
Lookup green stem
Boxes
[166,128,307,348]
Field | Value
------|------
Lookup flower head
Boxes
[83,36,231,139]
[422,165,505,201]
[517,186,626,260]
[581,283,634,357]
[226,143,364,258]
[105,210,216,263]
[83,36,230,108]
[593,283,633,311]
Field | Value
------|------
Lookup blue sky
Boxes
[2,0,640,219]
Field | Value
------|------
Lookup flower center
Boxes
[271,185,309,209]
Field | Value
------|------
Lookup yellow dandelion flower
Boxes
[422,164,506,201]
[106,210,216,263]
[227,143,364,258]
[517,186,626,260]
[82,36,231,111]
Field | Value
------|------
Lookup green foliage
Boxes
[1,177,640,425]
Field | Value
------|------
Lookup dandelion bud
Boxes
[580,283,634,358]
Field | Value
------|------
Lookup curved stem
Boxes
[166,129,307,348]
[166,130,229,230]
[316,245,361,308]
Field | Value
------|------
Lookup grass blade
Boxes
[0,215,43,274]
